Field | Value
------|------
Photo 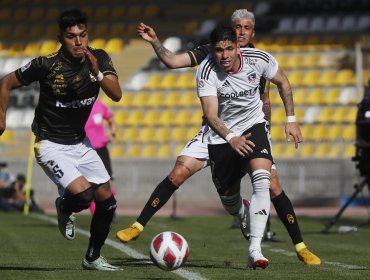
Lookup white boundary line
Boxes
[31,213,207,280]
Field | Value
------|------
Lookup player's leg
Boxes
[270,167,321,265]
[82,180,121,271]
[116,155,206,243]
[247,158,271,269]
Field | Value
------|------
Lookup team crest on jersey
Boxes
[246,58,257,66]
[198,80,205,88]
[247,72,257,83]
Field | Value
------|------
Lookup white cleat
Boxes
[247,250,269,269]
[55,197,76,240]
[82,256,123,271]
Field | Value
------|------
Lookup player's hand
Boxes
[285,122,303,148]
[137,22,157,43]
[83,48,99,76]
[229,133,255,157]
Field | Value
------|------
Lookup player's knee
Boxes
[65,187,95,212]
[219,193,241,216]
[95,195,117,214]
[251,169,270,192]
[168,168,188,187]
[270,170,282,197]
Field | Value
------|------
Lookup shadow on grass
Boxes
[0,266,66,271]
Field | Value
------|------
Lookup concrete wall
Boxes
[2,158,362,214]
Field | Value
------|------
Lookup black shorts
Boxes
[208,122,273,194]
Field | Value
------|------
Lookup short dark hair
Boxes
[58,9,88,33]
[210,25,237,46]
[16,174,26,183]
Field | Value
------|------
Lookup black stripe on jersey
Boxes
[242,49,270,61]
[200,58,217,80]
[243,53,269,64]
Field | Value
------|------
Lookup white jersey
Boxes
[196,48,278,144]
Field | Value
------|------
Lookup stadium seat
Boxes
[305,88,325,105]
[280,144,299,158]
[146,91,165,108]
[105,38,124,54]
[271,107,286,124]
[275,53,289,69]
[154,127,171,143]
[343,144,355,158]
[12,8,28,22]
[110,145,125,159]
[109,23,125,38]
[178,91,199,107]
[171,127,188,142]
[121,127,139,143]
[0,129,15,144]
[141,144,158,158]
[29,7,44,21]
[293,88,308,105]
[29,25,45,40]
[315,107,334,123]
[131,91,149,108]
[301,53,320,68]
[157,144,171,158]
[163,91,181,107]
[45,7,59,21]
[271,142,285,158]
[285,54,303,69]
[118,91,134,107]
[141,110,161,126]
[186,126,201,140]
[127,4,142,19]
[343,107,358,123]
[299,143,314,158]
[327,125,343,141]
[113,111,129,126]
[270,125,286,141]
[144,73,162,90]
[126,144,141,158]
[301,70,321,87]
[327,144,341,158]
[93,6,110,21]
[138,127,156,143]
[159,73,178,90]
[125,110,145,126]
[323,88,340,105]
[90,38,106,49]
[111,6,125,20]
[300,124,314,141]
[342,125,356,141]
[158,110,176,126]
[310,124,328,141]
[334,69,356,86]
[172,110,193,126]
[313,143,330,158]
[287,71,304,87]
[339,87,358,105]
[189,110,204,126]
[175,72,196,89]
[174,143,186,158]
[39,40,59,55]
[317,70,337,87]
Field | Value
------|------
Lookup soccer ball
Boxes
[149,231,189,271]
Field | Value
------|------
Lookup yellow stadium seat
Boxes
[334,69,356,86]
[105,38,124,54]
[159,73,178,90]
[172,110,193,126]
[343,144,355,158]
[90,38,106,49]
[271,143,285,158]
[186,127,201,140]
[313,143,330,158]
[110,145,125,159]
[121,127,139,143]
[323,88,340,105]
[163,91,181,107]
[315,107,334,123]
[311,124,329,141]
[126,110,145,126]
[285,54,303,69]
[281,144,299,158]
[299,143,315,158]
[287,71,304,87]
[327,144,341,158]
[141,110,161,126]
[131,92,149,108]
[174,143,186,157]
[0,129,15,144]
[158,110,176,126]
[270,125,286,141]
[301,70,321,87]
[342,125,356,141]
[329,106,348,123]
[300,124,314,141]
[138,127,156,143]
[126,144,141,158]
[7,42,24,56]
[171,127,188,142]
[343,107,357,123]
[140,144,158,158]
[146,91,165,108]
[113,111,129,126]
[302,53,320,68]
[179,91,199,107]
[317,70,337,87]
[306,88,325,105]
[275,53,289,69]
[154,127,171,143]
[157,144,171,158]
[39,40,59,55]
[189,110,204,126]
[175,72,196,89]
[327,125,343,141]
[271,107,286,124]
[114,129,125,143]
[118,91,134,107]
[144,73,162,90]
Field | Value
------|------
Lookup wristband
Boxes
[96,71,104,82]
[286,115,296,123]
[225,132,236,142]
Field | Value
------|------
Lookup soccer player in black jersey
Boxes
[116,9,321,266]
[0,9,122,271]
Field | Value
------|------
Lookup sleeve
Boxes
[94,49,118,77]
[196,60,217,98]
[253,50,279,81]
[187,44,211,67]
[15,57,46,85]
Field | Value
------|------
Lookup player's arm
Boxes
[270,67,303,148]
[0,72,23,135]
[200,95,255,157]
[106,115,117,142]
[260,80,271,132]
[84,48,122,102]
[138,22,192,69]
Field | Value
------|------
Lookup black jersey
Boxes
[16,47,117,145]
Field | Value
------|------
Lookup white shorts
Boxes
[178,128,210,168]
[34,137,110,196]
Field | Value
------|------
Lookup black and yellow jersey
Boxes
[15,47,117,145]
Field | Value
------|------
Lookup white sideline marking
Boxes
[268,247,368,270]
[31,214,207,280]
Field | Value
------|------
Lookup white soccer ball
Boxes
[149,231,189,271]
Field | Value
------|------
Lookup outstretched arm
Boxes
[270,67,303,148]
[137,22,192,69]
[0,72,23,135]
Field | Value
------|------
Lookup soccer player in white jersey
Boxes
[117,9,321,266]
[196,24,302,268]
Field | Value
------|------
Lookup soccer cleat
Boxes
[55,197,76,240]
[82,256,122,271]
[116,222,143,243]
[297,248,321,265]
[247,250,269,269]
[239,199,251,240]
